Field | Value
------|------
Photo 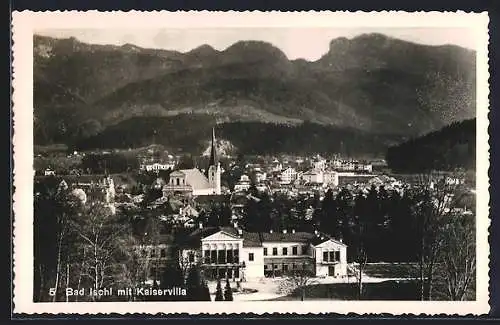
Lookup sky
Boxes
[37,28,477,61]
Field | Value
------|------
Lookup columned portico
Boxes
[201,231,245,280]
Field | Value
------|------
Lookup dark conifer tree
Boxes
[186,266,211,301]
[215,278,224,301]
[200,280,212,301]
[224,278,234,301]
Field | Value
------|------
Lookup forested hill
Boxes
[386,119,476,173]
[74,115,401,157]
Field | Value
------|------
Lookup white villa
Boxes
[180,226,347,281]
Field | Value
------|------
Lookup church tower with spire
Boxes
[207,127,221,194]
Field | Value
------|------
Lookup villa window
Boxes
[160,249,167,258]
[217,249,226,264]
[329,251,335,262]
[233,249,239,263]
[292,246,298,255]
[272,247,278,256]
[210,250,217,264]
[335,251,341,262]
[302,245,308,255]
[273,264,278,269]
[150,248,156,258]
[188,253,195,263]
[176,178,180,186]
[227,250,234,263]
[282,247,288,256]
[263,248,268,256]
[204,250,210,263]
[249,253,254,261]
[323,251,328,262]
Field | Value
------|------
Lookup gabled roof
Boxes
[172,169,211,190]
[311,237,347,247]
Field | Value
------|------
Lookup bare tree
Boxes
[412,170,469,300]
[279,268,317,301]
[177,249,202,280]
[51,187,81,302]
[68,202,139,301]
[439,214,476,300]
[354,247,368,300]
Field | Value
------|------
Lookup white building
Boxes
[313,159,327,171]
[255,172,267,183]
[280,167,298,185]
[142,162,176,173]
[302,169,324,184]
[180,226,347,281]
[44,168,55,176]
[234,174,251,192]
[323,170,339,187]
[163,129,221,197]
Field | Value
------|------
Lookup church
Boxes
[162,128,221,197]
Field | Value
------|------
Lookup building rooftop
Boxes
[170,168,211,190]
[181,227,345,248]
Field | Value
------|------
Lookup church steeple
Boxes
[208,127,217,167]
[206,127,221,194]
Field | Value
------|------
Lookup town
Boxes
[34,129,476,302]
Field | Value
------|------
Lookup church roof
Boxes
[178,168,211,190]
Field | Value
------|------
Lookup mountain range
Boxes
[33,33,476,156]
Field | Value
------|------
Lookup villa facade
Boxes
[180,226,348,281]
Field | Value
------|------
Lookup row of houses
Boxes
[233,169,376,190]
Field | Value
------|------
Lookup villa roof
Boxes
[260,231,315,243]
[181,227,343,248]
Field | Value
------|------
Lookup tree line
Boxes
[235,175,475,300]
[386,118,475,173]
[34,180,216,302]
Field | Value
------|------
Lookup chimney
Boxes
[270,230,273,234]
[234,221,239,228]
[339,238,343,243]
[198,222,203,229]
[314,230,319,236]
[283,229,287,234]
[292,229,295,234]
[238,228,243,236]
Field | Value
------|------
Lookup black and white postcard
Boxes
[12,10,490,315]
